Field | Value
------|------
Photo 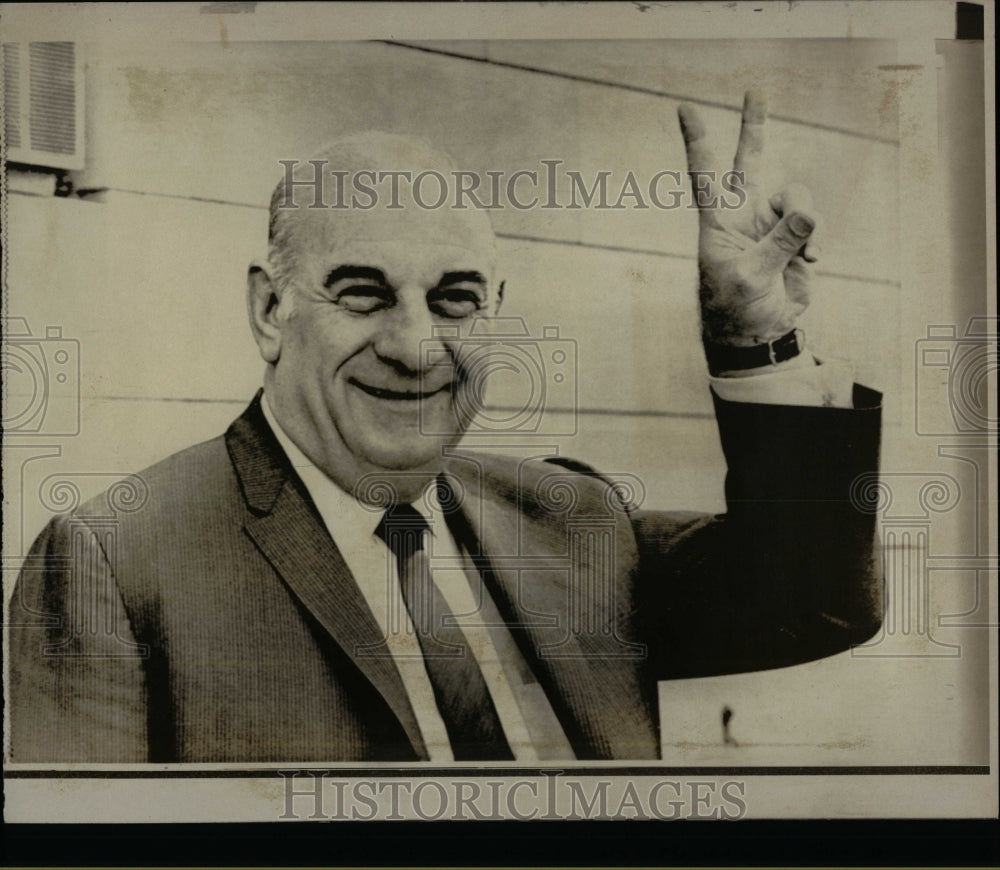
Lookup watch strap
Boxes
[704,328,803,375]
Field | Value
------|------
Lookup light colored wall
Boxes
[5,39,987,765]
[8,39,904,502]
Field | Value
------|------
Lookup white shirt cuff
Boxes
[709,357,856,408]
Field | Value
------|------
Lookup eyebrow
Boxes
[323,266,388,288]
[323,267,487,290]
[437,271,487,288]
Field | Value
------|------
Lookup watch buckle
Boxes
[766,328,803,365]
[767,338,779,366]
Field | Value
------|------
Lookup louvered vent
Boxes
[3,42,84,170]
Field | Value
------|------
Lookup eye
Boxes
[427,287,485,319]
[334,285,394,314]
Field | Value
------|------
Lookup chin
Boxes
[358,435,451,473]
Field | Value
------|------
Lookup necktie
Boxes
[375,504,514,761]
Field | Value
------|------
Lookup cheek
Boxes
[284,311,369,373]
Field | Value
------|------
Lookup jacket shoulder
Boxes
[447,450,627,514]
[72,434,238,527]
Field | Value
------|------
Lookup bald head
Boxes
[267,131,498,293]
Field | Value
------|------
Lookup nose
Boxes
[371,290,447,376]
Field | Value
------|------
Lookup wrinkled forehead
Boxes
[274,131,498,271]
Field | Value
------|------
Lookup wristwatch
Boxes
[704,328,804,376]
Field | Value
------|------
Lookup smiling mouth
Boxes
[349,379,452,401]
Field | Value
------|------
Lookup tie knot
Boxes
[375,503,430,555]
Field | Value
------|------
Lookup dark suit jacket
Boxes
[9,388,883,762]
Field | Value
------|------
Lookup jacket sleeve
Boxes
[632,385,883,680]
[7,514,150,762]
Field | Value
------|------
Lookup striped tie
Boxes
[376,504,514,761]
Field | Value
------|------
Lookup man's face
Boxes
[265,206,499,491]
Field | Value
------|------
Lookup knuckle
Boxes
[773,231,802,254]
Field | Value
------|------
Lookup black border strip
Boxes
[4,820,999,869]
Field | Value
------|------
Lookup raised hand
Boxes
[678,91,821,347]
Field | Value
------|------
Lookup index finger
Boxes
[733,89,767,178]
[678,102,720,177]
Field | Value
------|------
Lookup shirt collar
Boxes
[260,392,440,539]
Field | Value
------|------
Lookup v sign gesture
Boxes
[679,91,822,350]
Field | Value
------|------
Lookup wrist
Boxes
[703,328,806,376]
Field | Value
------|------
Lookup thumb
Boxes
[754,212,815,273]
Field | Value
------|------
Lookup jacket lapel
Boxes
[226,394,427,760]
[444,455,659,760]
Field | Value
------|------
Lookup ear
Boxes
[247,259,284,363]
[492,279,505,316]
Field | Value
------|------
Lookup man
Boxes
[8,93,882,762]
